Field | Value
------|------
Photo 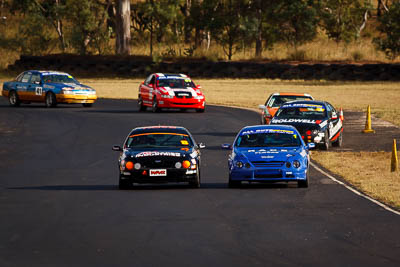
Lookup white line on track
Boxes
[311,162,400,216]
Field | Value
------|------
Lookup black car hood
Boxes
[123,148,194,159]
[270,118,328,134]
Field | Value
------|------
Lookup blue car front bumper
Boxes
[229,167,307,182]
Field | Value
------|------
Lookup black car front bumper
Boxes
[120,168,198,184]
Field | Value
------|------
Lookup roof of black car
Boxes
[130,126,189,135]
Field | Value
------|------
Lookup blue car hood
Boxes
[236,147,304,161]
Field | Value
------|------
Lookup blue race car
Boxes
[223,125,314,188]
[2,70,97,107]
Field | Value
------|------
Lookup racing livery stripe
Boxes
[330,127,343,142]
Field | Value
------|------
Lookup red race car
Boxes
[138,73,205,112]
[258,92,314,124]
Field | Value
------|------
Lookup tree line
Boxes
[1,0,399,60]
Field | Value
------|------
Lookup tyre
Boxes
[45,92,57,108]
[119,176,131,189]
[152,97,160,113]
[8,91,20,107]
[82,103,93,107]
[138,96,146,111]
[322,130,330,150]
[228,175,241,188]
[298,179,308,188]
[196,108,205,113]
[189,168,201,188]
[332,132,343,147]
[298,172,309,188]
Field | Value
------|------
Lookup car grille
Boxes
[137,157,177,168]
[251,161,285,167]
[172,102,196,105]
[175,91,192,98]
[254,173,283,178]
[254,169,283,178]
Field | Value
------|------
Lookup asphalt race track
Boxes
[1,98,399,267]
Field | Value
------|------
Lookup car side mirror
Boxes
[112,145,122,151]
[221,143,232,149]
[307,143,316,150]
[198,143,206,149]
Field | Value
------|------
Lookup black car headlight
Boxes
[134,163,141,170]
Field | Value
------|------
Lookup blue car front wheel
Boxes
[228,174,241,188]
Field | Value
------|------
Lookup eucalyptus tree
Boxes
[276,0,319,50]
[374,1,400,59]
[319,0,373,43]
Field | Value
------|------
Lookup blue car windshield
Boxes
[157,78,195,89]
[275,105,326,120]
[126,133,193,149]
[236,132,301,147]
[42,74,78,84]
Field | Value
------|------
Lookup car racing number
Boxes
[35,87,43,96]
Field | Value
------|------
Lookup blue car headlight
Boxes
[293,160,301,168]
[236,161,244,168]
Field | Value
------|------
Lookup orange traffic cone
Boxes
[362,105,375,133]
[391,139,398,172]
[339,108,344,121]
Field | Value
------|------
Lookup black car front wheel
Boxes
[8,91,20,107]
[332,132,343,147]
[82,103,93,107]
[322,130,330,150]
[189,167,201,188]
[119,176,131,189]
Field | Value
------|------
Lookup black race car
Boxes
[112,126,205,189]
[270,100,343,150]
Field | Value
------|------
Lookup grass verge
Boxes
[312,151,400,210]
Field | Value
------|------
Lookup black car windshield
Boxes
[236,132,301,147]
[42,74,78,84]
[275,104,326,119]
[126,133,193,149]
[268,95,312,107]
[157,78,195,89]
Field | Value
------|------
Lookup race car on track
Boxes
[223,125,314,188]
[270,100,343,150]
[138,73,205,112]
[112,126,205,189]
[258,93,314,124]
[2,70,97,107]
